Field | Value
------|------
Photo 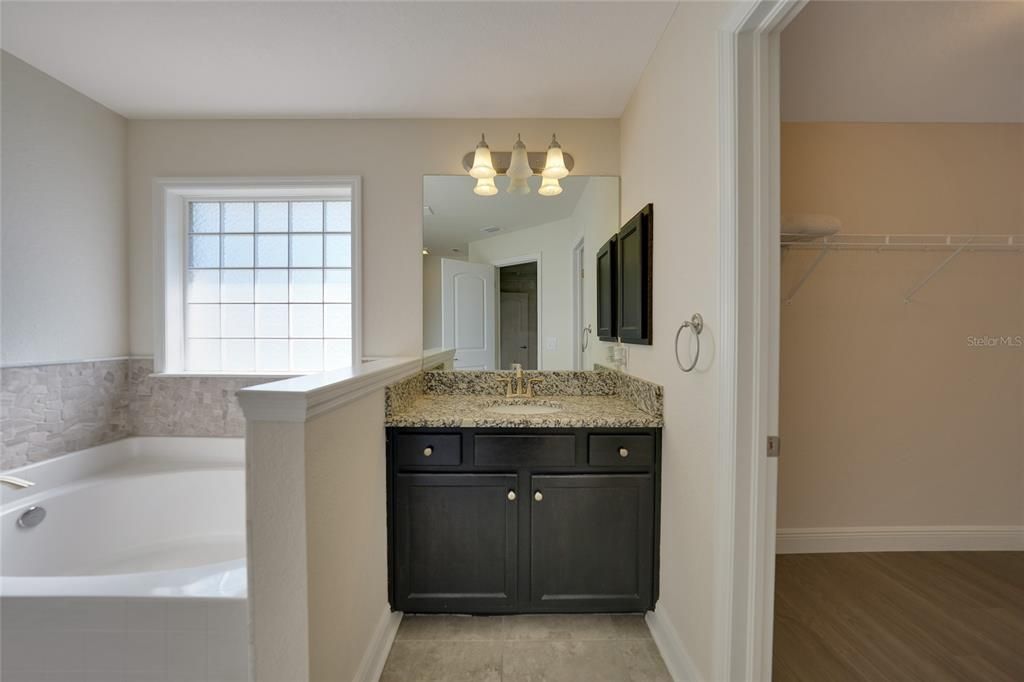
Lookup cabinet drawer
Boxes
[588,434,654,466]
[474,434,575,467]
[394,433,461,467]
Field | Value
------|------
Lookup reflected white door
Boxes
[441,258,496,370]
[499,291,531,370]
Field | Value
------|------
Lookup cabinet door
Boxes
[617,204,653,344]
[395,474,518,612]
[528,475,653,612]
[596,236,618,341]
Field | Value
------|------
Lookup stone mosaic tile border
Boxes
[2,357,274,470]
[1,359,130,470]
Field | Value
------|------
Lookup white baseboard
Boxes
[646,605,702,682]
[776,525,1024,554]
[353,607,402,682]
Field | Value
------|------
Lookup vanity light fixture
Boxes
[542,134,569,179]
[474,176,499,196]
[538,177,563,197]
[462,133,574,197]
[469,134,496,179]
[422,248,429,255]
[506,134,532,195]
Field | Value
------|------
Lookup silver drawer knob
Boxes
[619,447,629,458]
[534,491,543,502]
[423,446,433,457]
[507,490,517,501]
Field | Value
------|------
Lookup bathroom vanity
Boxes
[385,370,663,614]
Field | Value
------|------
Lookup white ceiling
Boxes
[0,1,677,119]
[782,1,1024,123]
[423,175,592,254]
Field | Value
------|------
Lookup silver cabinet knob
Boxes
[619,447,629,458]
[423,446,433,457]
[507,490,517,501]
[534,491,543,502]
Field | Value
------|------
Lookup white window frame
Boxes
[153,176,362,375]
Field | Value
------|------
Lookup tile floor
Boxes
[381,613,671,682]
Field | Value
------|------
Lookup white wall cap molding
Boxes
[237,356,421,423]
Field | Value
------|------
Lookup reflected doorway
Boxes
[498,261,538,370]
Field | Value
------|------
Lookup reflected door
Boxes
[441,258,496,369]
[500,291,531,370]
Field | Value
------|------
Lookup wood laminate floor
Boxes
[773,552,1024,682]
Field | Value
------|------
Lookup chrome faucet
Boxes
[0,475,35,490]
[498,364,543,398]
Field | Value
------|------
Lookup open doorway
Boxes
[771,3,1024,680]
[498,261,538,370]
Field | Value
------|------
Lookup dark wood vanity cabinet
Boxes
[386,428,661,614]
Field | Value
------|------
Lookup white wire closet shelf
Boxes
[782,232,1024,251]
[780,232,1024,304]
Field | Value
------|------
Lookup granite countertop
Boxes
[385,393,663,429]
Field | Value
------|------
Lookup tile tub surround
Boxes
[0,596,248,682]
[1,357,278,469]
[1,359,130,470]
[381,614,670,682]
[386,368,663,428]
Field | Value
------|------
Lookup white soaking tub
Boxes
[0,437,249,682]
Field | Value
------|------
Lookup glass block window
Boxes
[185,199,354,373]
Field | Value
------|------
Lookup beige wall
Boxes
[779,123,1024,530]
[619,3,737,677]
[1,52,128,365]
[126,120,619,359]
[304,389,389,682]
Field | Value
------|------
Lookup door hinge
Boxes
[767,436,780,458]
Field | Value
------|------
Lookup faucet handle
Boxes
[526,376,544,398]
[497,376,515,398]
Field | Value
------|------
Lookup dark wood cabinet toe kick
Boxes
[386,427,662,614]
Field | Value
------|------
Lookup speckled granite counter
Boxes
[385,369,663,428]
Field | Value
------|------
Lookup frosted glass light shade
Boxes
[469,134,496,179]
[474,177,498,196]
[507,134,533,181]
[542,134,569,179]
[538,176,563,196]
[507,177,531,195]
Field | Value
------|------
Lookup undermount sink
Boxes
[483,399,564,415]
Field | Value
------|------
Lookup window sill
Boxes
[149,371,307,379]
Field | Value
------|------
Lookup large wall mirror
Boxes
[423,175,620,371]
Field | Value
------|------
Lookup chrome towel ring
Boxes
[674,313,704,372]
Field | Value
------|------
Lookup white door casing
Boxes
[441,258,496,370]
[716,2,804,680]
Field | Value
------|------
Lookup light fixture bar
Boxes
[461,151,575,176]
